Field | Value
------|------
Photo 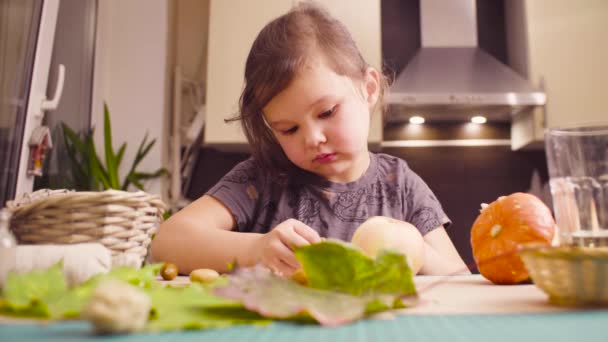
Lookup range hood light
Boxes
[409,116,425,124]
[385,0,546,123]
[471,116,487,124]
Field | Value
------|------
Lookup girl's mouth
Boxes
[314,153,336,163]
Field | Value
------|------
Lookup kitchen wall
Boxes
[92,0,170,196]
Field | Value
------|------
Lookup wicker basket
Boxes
[519,245,608,306]
[6,189,166,267]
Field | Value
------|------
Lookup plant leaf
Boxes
[123,169,168,191]
[0,264,164,320]
[125,173,145,190]
[133,169,169,180]
[133,134,152,167]
[0,263,67,317]
[61,123,87,154]
[60,105,166,192]
[145,168,169,177]
[103,103,120,189]
[61,124,88,189]
[146,283,270,331]
[115,142,127,168]
[121,132,166,190]
[86,135,105,190]
[295,240,377,296]
[214,265,370,326]
[294,240,416,299]
[0,263,271,331]
[214,241,418,326]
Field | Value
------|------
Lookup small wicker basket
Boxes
[6,189,166,267]
[519,244,608,306]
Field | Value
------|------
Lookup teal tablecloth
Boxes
[1,311,607,342]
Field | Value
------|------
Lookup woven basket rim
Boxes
[7,189,166,214]
[519,245,608,260]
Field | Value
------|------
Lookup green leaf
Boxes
[0,263,166,320]
[295,240,377,296]
[0,261,270,330]
[125,173,145,190]
[214,266,370,326]
[133,134,153,167]
[0,263,67,318]
[85,263,163,288]
[215,240,419,326]
[371,252,417,295]
[62,125,88,189]
[122,133,160,190]
[61,123,87,155]
[115,143,127,167]
[87,136,104,190]
[146,283,270,331]
[294,240,417,309]
[133,169,169,180]
[124,169,169,190]
[59,104,166,192]
[103,103,120,189]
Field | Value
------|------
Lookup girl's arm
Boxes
[150,195,321,275]
[419,227,471,275]
[150,195,259,274]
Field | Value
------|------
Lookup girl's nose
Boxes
[303,124,327,147]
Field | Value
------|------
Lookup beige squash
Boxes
[351,216,425,274]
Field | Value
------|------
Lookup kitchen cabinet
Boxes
[204,0,382,150]
[507,0,608,149]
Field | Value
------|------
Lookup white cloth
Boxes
[0,243,112,287]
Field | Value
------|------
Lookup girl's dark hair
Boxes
[227,2,389,180]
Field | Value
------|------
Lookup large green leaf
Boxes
[146,283,270,331]
[0,263,66,318]
[214,240,418,325]
[214,266,371,326]
[0,264,163,319]
[0,242,417,331]
[294,239,416,298]
[0,263,271,331]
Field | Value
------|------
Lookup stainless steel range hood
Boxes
[386,0,546,123]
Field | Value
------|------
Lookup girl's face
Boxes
[263,57,380,183]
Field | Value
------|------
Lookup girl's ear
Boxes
[363,67,380,107]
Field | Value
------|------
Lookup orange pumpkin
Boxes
[470,192,556,284]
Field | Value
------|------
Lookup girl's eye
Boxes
[281,126,298,135]
[319,106,336,119]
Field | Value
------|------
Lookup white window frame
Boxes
[15,0,61,196]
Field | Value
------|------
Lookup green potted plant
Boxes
[14,103,168,268]
[61,103,167,191]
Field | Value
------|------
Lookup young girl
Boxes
[151,2,469,276]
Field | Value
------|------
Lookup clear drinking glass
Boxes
[545,124,608,247]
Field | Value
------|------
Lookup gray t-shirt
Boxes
[207,152,450,241]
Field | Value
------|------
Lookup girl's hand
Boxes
[253,219,321,276]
